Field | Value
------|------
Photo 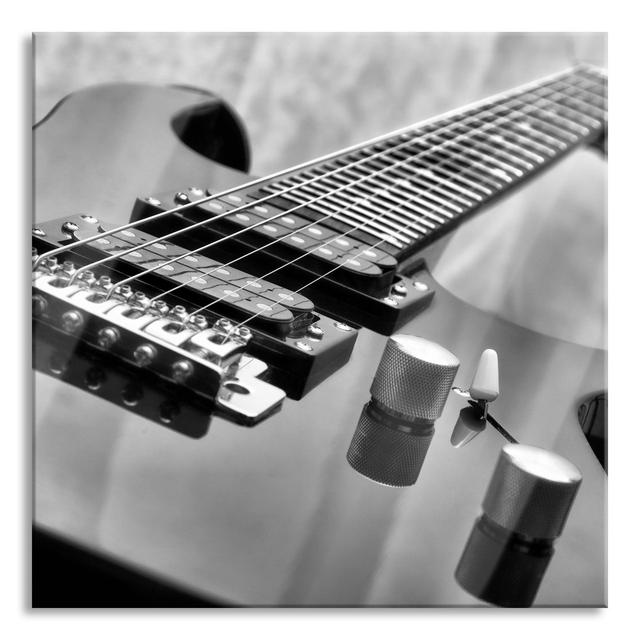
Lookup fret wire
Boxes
[413,163,493,196]
[405,146,507,191]
[67,68,608,301]
[427,119,537,170]
[291,181,420,241]
[572,78,608,104]
[516,91,595,134]
[366,157,476,206]
[187,69,608,326]
[416,132,525,178]
[452,124,546,164]
[34,66,595,275]
[504,107,579,144]
[396,165,482,203]
[333,163,456,219]
[552,78,608,112]
[542,83,605,126]
[318,170,443,227]
[492,94,588,139]
[351,137,506,192]
[318,172,440,229]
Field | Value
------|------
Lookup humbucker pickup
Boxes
[32,214,358,414]
[131,188,435,334]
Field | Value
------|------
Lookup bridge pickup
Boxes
[131,190,435,335]
[32,215,358,400]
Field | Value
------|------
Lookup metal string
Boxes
[98,72,605,302]
[224,84,606,342]
[148,74,607,318]
[32,66,595,275]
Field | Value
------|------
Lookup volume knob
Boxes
[370,334,459,421]
[347,335,459,487]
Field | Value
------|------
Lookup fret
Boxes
[252,66,606,259]
[430,119,538,170]
[419,132,525,179]
[539,84,604,128]
[552,78,608,118]
[361,138,505,193]
[318,170,438,230]
[347,142,501,196]
[289,179,420,243]
[272,174,414,245]
[573,77,608,104]
[397,138,514,188]
[511,110,579,145]
[409,167,484,202]
[516,93,593,135]
[320,167,445,227]
[368,158,476,207]
[347,158,464,215]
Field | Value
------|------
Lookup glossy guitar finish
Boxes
[34,83,606,606]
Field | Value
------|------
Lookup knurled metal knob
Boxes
[347,335,459,487]
[482,444,582,540]
[370,334,460,421]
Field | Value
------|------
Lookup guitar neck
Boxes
[249,65,607,258]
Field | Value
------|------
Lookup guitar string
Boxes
[146,75,607,317]
[78,72,597,291]
[32,65,598,275]
[227,83,607,346]
[98,73,606,304]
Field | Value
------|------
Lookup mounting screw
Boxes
[334,321,353,332]
[189,187,204,197]
[32,294,47,316]
[61,221,79,234]
[171,360,194,383]
[306,325,324,340]
[32,227,46,237]
[146,197,162,206]
[61,310,84,333]
[174,191,190,204]
[97,326,120,350]
[392,282,407,296]
[84,366,106,391]
[413,281,429,291]
[133,344,156,367]
[80,214,98,223]
[295,340,313,352]
[383,296,399,307]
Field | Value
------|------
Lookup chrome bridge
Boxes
[32,258,286,425]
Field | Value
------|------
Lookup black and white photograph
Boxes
[30,30,608,610]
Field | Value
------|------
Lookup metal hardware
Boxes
[60,310,84,333]
[61,221,79,234]
[413,281,429,291]
[392,282,408,296]
[32,294,47,316]
[306,325,324,340]
[133,343,157,367]
[145,197,162,206]
[383,296,399,306]
[295,340,313,352]
[80,214,98,223]
[96,326,120,349]
[32,227,45,237]
[171,360,194,383]
[334,321,354,331]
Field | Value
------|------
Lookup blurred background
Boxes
[34,32,607,349]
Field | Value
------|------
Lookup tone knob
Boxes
[371,334,460,421]
[455,444,583,607]
[482,443,582,540]
[347,335,459,487]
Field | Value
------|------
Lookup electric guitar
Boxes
[32,64,607,606]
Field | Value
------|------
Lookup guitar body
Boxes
[34,83,606,606]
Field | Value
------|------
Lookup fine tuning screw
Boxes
[133,344,156,367]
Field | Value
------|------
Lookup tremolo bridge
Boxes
[32,214,358,424]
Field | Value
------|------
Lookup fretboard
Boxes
[250,64,607,257]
